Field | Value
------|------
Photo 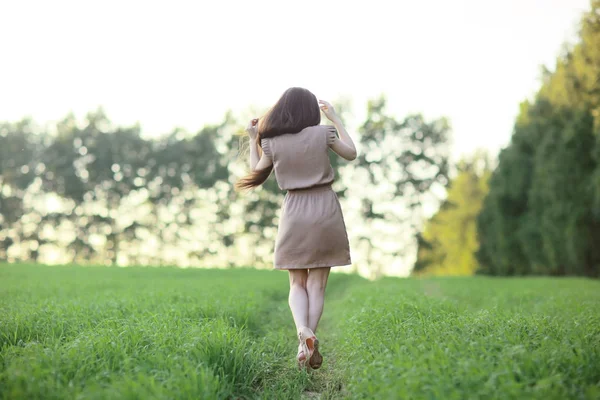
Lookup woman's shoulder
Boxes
[267,125,324,141]
[304,124,335,139]
[265,125,330,145]
[307,124,330,133]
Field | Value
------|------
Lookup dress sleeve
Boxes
[260,138,272,159]
[326,126,337,147]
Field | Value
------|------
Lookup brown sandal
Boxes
[298,327,318,370]
[309,337,323,369]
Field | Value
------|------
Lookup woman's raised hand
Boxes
[319,100,338,122]
[246,118,259,139]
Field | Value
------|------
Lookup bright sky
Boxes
[0,0,590,159]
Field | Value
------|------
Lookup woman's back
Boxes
[261,125,336,191]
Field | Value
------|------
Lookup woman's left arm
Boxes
[253,152,273,171]
[246,119,273,171]
[249,137,262,170]
[250,140,272,171]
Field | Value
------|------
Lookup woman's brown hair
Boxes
[235,87,321,190]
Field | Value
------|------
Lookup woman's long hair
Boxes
[235,87,321,190]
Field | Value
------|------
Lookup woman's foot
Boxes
[297,326,317,370]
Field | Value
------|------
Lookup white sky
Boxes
[0,0,591,159]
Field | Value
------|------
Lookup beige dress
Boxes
[261,125,351,270]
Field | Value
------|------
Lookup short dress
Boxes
[261,125,352,270]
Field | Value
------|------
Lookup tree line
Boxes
[0,99,450,278]
[416,1,600,278]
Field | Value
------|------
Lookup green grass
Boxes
[1,264,599,399]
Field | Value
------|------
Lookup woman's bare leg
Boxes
[288,269,309,332]
[306,267,331,333]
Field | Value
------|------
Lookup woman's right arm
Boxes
[328,117,357,161]
[320,100,357,161]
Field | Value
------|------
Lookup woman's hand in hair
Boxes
[246,118,259,139]
[319,100,338,122]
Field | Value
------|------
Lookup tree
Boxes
[0,119,45,261]
[414,152,491,276]
[348,97,451,278]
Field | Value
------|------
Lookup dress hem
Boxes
[274,259,352,270]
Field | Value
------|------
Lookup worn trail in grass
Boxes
[1,265,599,399]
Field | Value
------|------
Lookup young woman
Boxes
[236,87,357,369]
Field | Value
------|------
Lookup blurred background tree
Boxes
[0,98,451,276]
[413,151,491,276]
[348,97,451,278]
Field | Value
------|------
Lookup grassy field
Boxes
[1,264,599,399]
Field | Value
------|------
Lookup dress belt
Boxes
[287,182,333,193]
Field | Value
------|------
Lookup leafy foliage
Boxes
[414,152,491,276]
[477,1,600,277]
[349,97,451,277]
